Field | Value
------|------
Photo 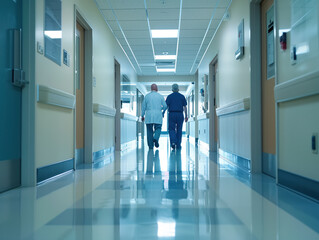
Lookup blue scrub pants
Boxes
[168,112,184,148]
[146,124,162,149]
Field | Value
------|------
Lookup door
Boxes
[261,0,276,177]
[0,0,22,193]
[75,22,85,166]
[209,57,218,152]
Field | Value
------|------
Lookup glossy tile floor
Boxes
[1,136,319,240]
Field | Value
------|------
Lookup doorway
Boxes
[261,0,276,177]
[209,56,218,152]
[75,9,93,164]
[0,0,22,193]
[75,21,85,167]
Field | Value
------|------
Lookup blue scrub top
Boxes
[166,92,187,112]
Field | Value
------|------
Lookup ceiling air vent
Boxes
[156,60,175,67]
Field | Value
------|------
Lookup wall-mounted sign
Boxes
[235,19,244,60]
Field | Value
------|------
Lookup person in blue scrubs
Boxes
[141,84,167,149]
[165,84,188,149]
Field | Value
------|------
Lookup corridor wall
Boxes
[33,0,137,183]
[197,0,252,169]
[276,0,319,200]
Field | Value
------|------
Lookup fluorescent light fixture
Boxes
[151,29,178,38]
[155,55,176,60]
[44,31,62,39]
[156,68,176,73]
[157,221,176,237]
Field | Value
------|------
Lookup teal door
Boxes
[0,0,22,193]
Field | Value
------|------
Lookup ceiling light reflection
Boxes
[157,221,176,237]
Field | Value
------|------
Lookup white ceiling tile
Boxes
[127,38,152,45]
[183,0,230,9]
[152,38,177,45]
[95,0,110,10]
[148,8,180,21]
[182,8,226,20]
[180,19,211,30]
[180,29,207,38]
[114,20,149,30]
[113,30,149,39]
[111,9,147,21]
[146,0,180,9]
[149,20,179,29]
[179,37,203,45]
[102,0,145,9]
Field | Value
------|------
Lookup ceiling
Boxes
[95,0,232,76]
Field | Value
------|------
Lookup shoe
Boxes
[154,139,159,148]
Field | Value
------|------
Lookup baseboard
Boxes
[93,146,114,162]
[37,158,74,184]
[218,149,251,171]
[262,152,276,178]
[278,169,319,202]
[75,148,84,167]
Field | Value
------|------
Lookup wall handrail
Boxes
[275,70,319,103]
[216,97,250,117]
[37,84,75,109]
[93,103,116,117]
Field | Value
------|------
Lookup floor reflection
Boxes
[1,136,319,240]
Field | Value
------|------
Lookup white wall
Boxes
[34,0,137,169]
[197,0,251,160]
[277,0,319,181]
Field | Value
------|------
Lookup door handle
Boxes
[11,29,28,87]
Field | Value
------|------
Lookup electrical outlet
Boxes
[312,133,318,154]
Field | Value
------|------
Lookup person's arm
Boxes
[141,98,146,121]
[183,96,188,122]
[183,106,188,122]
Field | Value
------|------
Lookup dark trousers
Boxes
[146,124,162,148]
[168,112,184,148]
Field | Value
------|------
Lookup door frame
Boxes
[21,0,36,186]
[114,59,121,151]
[209,55,218,152]
[74,7,93,164]
[250,0,263,173]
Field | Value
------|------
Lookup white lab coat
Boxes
[142,91,167,124]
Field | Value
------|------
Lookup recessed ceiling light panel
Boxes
[156,67,176,72]
[151,29,178,38]
[155,55,177,60]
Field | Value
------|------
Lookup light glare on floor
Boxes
[157,221,176,237]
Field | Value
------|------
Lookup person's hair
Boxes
[172,83,179,92]
[151,84,157,91]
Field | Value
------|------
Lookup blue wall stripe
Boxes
[37,158,74,184]
[278,169,319,202]
[218,149,251,171]
[93,147,114,162]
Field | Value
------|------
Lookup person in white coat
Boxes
[141,84,167,149]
